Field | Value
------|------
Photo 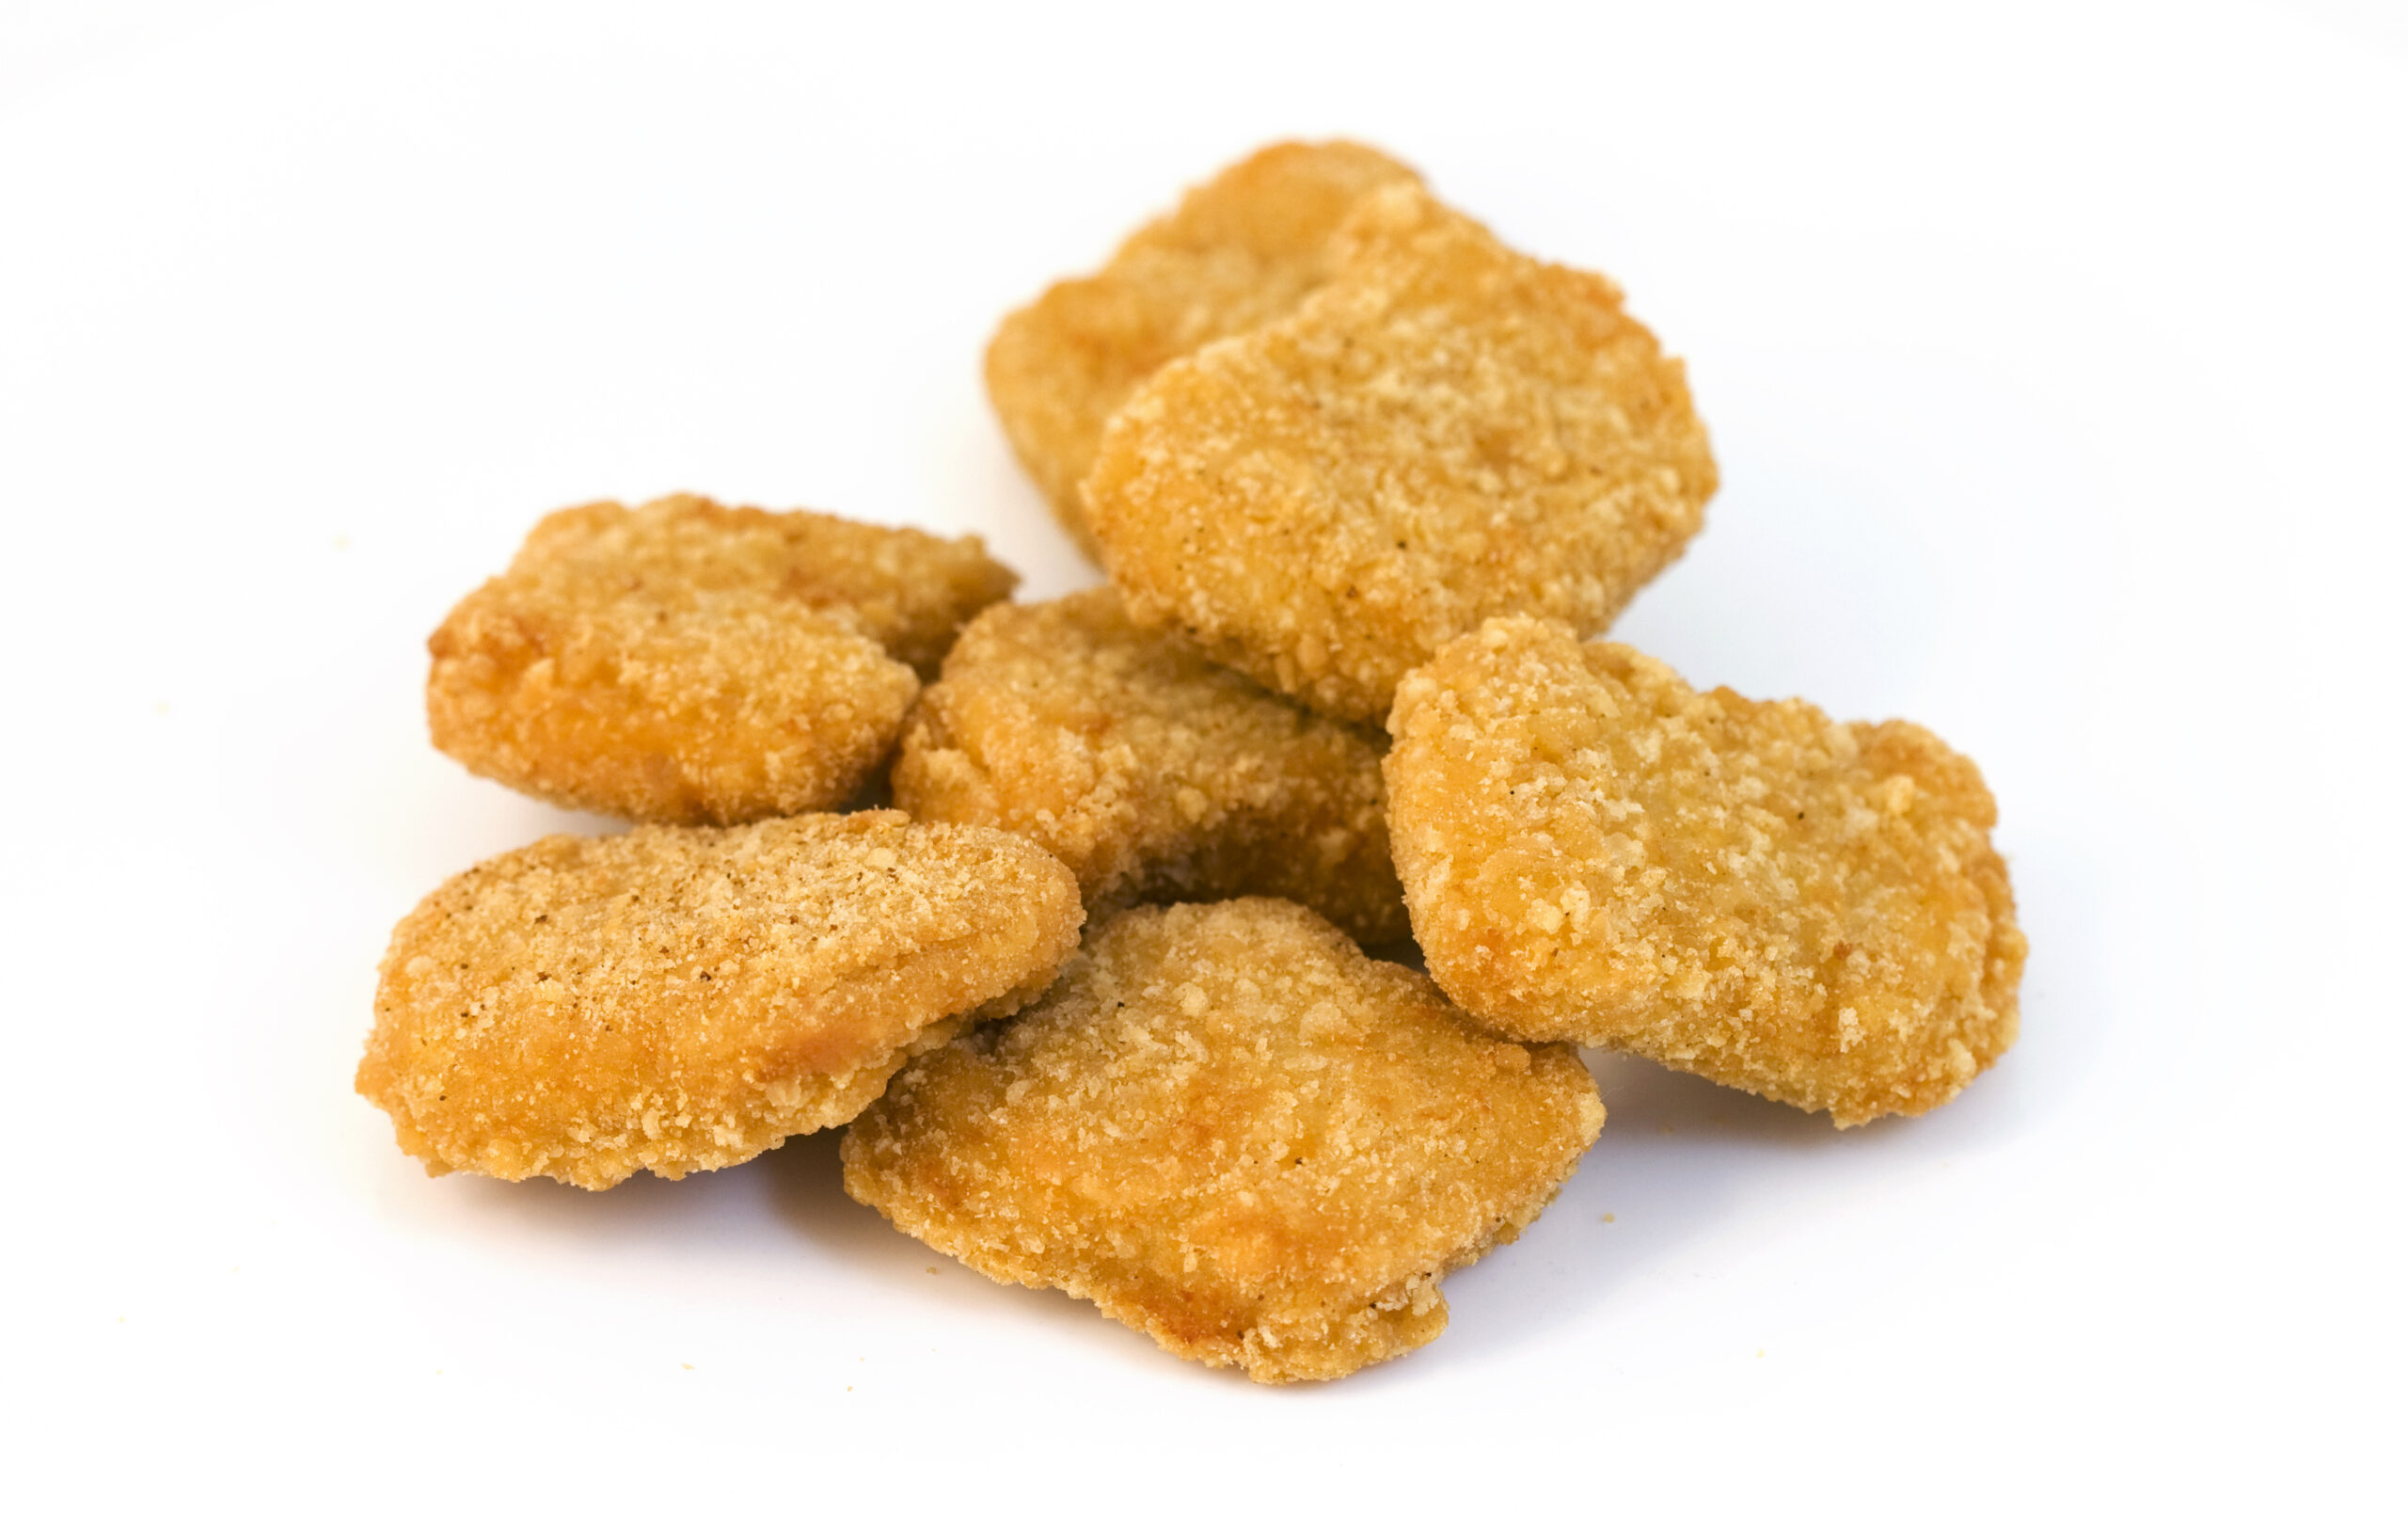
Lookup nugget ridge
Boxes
[1386,616,2023,1125]
[986,140,1420,554]
[843,899,1603,1383]
[892,587,1407,942]
[1088,182,1718,725]
[356,812,1084,1189]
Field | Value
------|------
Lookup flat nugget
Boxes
[356,812,1083,1190]
[427,495,1015,823]
[986,140,1419,556]
[1088,182,1718,725]
[1385,616,2024,1126]
[842,899,1603,1383]
[891,587,1407,943]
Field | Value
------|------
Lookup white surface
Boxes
[3,2,2400,1505]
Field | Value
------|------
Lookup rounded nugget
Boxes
[356,812,1084,1190]
[427,495,1016,823]
[985,140,1419,555]
[1385,616,2025,1126]
[842,899,1603,1383]
[891,587,1408,944]
[1087,181,1719,725]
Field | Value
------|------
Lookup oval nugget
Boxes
[1385,616,2024,1125]
[986,140,1419,555]
[892,587,1407,943]
[356,812,1084,1190]
[1087,182,1718,725]
[427,495,1015,823]
[842,899,1602,1384]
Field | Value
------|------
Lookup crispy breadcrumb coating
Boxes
[986,140,1419,555]
[426,496,1015,824]
[1385,617,2023,1126]
[891,587,1408,943]
[356,812,1083,1190]
[516,494,1016,680]
[842,899,1603,1383]
[1087,182,1718,725]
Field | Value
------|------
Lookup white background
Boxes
[4,2,2400,1505]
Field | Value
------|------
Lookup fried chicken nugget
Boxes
[842,899,1603,1383]
[890,587,1408,944]
[1385,617,2024,1126]
[1087,182,1719,725]
[427,495,1016,824]
[986,140,1420,555]
[356,812,1083,1190]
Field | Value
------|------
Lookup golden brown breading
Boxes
[511,494,1017,680]
[1385,617,2023,1126]
[427,495,1015,824]
[985,140,1420,555]
[891,587,1408,943]
[1087,182,1719,725]
[842,899,1603,1383]
[356,812,1084,1190]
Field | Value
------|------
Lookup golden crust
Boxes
[511,494,1017,680]
[986,141,1420,555]
[842,899,1603,1383]
[426,496,1015,824]
[356,812,1084,1190]
[1088,182,1719,725]
[891,587,1407,943]
[1385,617,2024,1125]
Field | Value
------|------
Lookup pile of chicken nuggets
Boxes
[359,140,2025,1385]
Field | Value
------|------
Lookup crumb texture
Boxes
[356,812,1084,1189]
[986,140,1419,554]
[842,898,1602,1382]
[1087,182,1718,725]
[426,495,1015,823]
[893,587,1407,942]
[1385,616,2023,1124]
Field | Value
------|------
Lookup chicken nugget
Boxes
[356,811,1083,1190]
[842,899,1603,1383]
[1385,616,2024,1126]
[891,587,1407,944]
[1087,181,1719,725]
[427,495,1015,823]
[986,140,1420,555]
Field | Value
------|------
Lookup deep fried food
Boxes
[499,493,1016,680]
[842,899,1603,1383]
[1385,617,2023,1125]
[985,140,1419,555]
[356,811,1084,1190]
[427,495,1015,823]
[1087,182,1719,725]
[891,587,1408,943]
